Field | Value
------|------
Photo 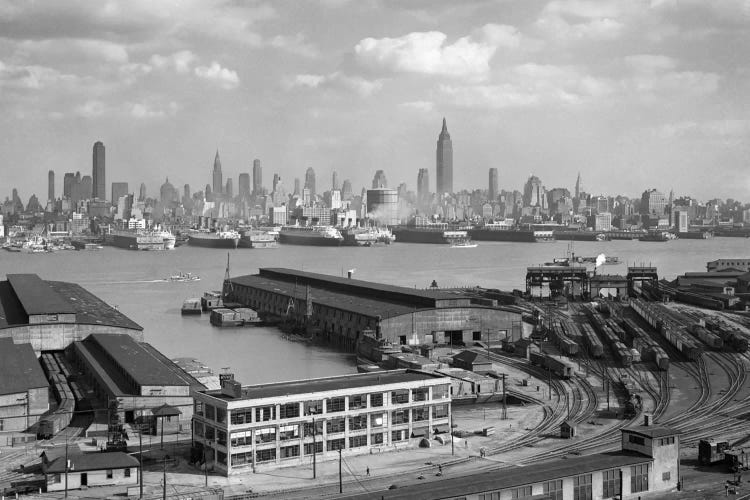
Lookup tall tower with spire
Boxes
[212,150,223,196]
[436,118,453,196]
[575,172,581,199]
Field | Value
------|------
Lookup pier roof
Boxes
[0,338,49,395]
[6,274,76,315]
[340,451,651,499]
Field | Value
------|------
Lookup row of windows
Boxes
[474,467,648,500]
[658,436,675,446]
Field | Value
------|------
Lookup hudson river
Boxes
[2,237,747,383]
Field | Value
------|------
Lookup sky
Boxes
[1,0,749,203]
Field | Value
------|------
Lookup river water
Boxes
[1,237,747,383]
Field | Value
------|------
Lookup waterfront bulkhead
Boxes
[192,370,453,475]
[227,268,523,350]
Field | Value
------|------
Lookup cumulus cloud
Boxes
[284,72,382,97]
[400,100,435,112]
[15,38,130,64]
[73,99,179,119]
[622,55,720,98]
[268,34,318,57]
[0,61,81,90]
[150,51,196,74]
[652,120,750,140]
[194,62,240,89]
[535,0,628,41]
[354,23,521,80]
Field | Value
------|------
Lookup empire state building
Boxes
[436,118,453,196]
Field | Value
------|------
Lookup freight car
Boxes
[561,320,583,343]
[704,318,749,353]
[548,321,579,356]
[699,439,730,465]
[620,317,670,371]
[675,290,724,310]
[529,351,576,379]
[579,323,604,358]
[725,449,750,472]
[686,323,723,349]
[630,299,702,361]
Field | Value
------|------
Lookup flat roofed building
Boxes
[341,423,680,500]
[227,268,522,351]
[192,369,452,475]
[0,274,143,353]
[707,259,750,273]
[68,333,199,430]
[42,449,139,492]
[0,338,50,432]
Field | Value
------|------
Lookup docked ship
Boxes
[278,225,344,246]
[639,231,675,242]
[239,229,278,249]
[469,223,546,243]
[391,221,469,244]
[105,229,174,250]
[187,230,240,248]
[341,227,395,246]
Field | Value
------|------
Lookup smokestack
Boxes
[375,315,382,339]
[643,413,653,426]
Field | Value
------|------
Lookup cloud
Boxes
[0,60,81,90]
[268,34,318,57]
[400,100,435,112]
[651,120,750,140]
[624,54,678,73]
[149,51,196,74]
[535,0,628,41]
[194,62,240,89]
[15,38,130,64]
[354,23,521,80]
[284,72,382,97]
[73,99,180,119]
[622,55,720,98]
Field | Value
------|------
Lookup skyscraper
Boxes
[523,175,543,207]
[575,172,581,199]
[239,173,251,199]
[225,178,233,198]
[304,167,316,199]
[252,159,262,195]
[273,174,280,193]
[48,170,54,202]
[111,182,128,206]
[92,141,105,201]
[417,168,430,204]
[293,177,300,196]
[63,173,75,198]
[488,168,498,201]
[212,150,223,196]
[436,118,453,196]
[332,170,340,191]
[139,183,147,201]
[342,180,352,201]
[372,170,387,189]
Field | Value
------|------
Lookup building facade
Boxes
[212,150,223,196]
[436,118,453,196]
[238,173,251,199]
[305,167,316,200]
[488,168,498,202]
[92,141,105,201]
[111,182,128,207]
[366,188,398,225]
[48,170,55,203]
[253,159,262,195]
[192,370,452,475]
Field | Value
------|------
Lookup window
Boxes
[205,426,215,441]
[327,417,345,434]
[304,420,324,437]
[412,387,429,402]
[304,442,323,455]
[230,410,251,425]
[391,410,409,424]
[371,432,383,445]
[124,468,131,478]
[370,413,386,427]
[602,468,620,498]
[433,404,449,419]
[629,435,645,446]
[231,451,251,466]
[53,474,61,484]
[255,406,275,422]
[349,415,367,431]
[544,479,563,500]
[216,408,227,424]
[280,403,300,419]
[659,436,675,446]
[106,469,113,479]
[349,435,367,448]
[391,389,409,404]
[510,486,532,498]
[194,421,204,438]
[304,400,323,415]
[326,397,345,413]
[255,427,276,444]
[217,451,227,465]
[280,445,300,459]
[433,385,450,399]
[478,493,500,500]
[370,393,383,407]
[413,407,428,422]
[217,430,227,446]
[391,430,405,442]
[231,431,251,447]
[279,424,299,441]
[205,404,215,421]
[662,471,671,481]
[574,473,592,500]
[350,394,367,409]
[256,448,276,463]
[631,464,649,493]
[327,438,345,451]
[194,401,204,417]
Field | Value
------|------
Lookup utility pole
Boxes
[502,373,507,420]
[139,424,143,499]
[162,456,167,500]
[203,445,208,487]
[64,438,69,498]
[450,412,454,456]
[312,414,317,479]
[548,366,552,401]
[338,448,343,493]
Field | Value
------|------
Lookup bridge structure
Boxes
[590,274,629,298]
[627,266,659,296]
[526,266,589,299]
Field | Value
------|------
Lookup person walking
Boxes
[366,466,370,476]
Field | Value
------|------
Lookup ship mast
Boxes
[222,252,233,300]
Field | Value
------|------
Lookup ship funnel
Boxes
[375,315,382,339]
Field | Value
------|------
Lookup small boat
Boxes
[450,241,478,248]
[168,272,201,282]
[181,298,202,315]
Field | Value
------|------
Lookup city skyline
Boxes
[1,1,749,200]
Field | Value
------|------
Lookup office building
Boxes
[111,182,128,207]
[436,118,453,196]
[342,180,353,201]
[488,168,498,202]
[641,189,667,216]
[523,175,544,208]
[92,141,105,201]
[238,173,251,199]
[332,170,340,191]
[213,150,223,196]
[63,173,75,199]
[674,208,689,233]
[252,159,262,195]
[139,183,147,201]
[372,170,387,189]
[595,212,612,232]
[192,370,452,475]
[366,188,398,225]
[225,178,233,198]
[417,168,430,206]
[304,168,316,200]
[48,170,54,202]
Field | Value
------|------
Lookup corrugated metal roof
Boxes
[7,274,76,315]
[0,338,49,395]
[46,451,139,473]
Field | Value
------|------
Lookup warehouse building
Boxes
[226,268,522,351]
[192,370,452,475]
[341,420,680,500]
[0,274,143,353]
[0,338,49,433]
[68,333,200,431]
